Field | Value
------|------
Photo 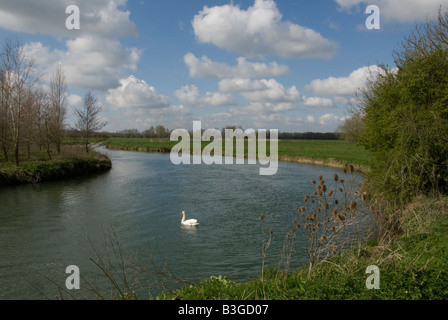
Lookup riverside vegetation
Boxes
[0,37,110,185]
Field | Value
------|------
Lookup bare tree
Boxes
[0,70,11,161]
[75,91,107,153]
[0,37,37,165]
[48,64,68,154]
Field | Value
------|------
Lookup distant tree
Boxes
[75,91,107,153]
[142,126,155,138]
[118,129,141,138]
[337,111,365,143]
[155,125,169,138]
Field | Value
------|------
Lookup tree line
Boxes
[71,125,341,140]
[0,37,106,165]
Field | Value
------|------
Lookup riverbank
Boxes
[104,138,371,173]
[0,148,112,186]
[156,196,448,300]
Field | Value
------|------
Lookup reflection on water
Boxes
[0,148,367,299]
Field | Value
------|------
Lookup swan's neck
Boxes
[181,214,186,223]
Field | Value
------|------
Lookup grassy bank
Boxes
[0,146,112,185]
[103,138,371,171]
[156,196,448,300]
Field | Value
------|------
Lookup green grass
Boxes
[155,196,448,300]
[277,140,371,167]
[100,138,372,169]
[0,146,112,185]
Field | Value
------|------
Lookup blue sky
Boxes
[0,0,446,132]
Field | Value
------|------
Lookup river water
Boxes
[0,148,366,299]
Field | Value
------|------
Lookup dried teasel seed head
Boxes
[292,219,297,224]
[328,190,334,197]
[343,167,347,174]
[334,173,339,182]
[297,223,300,229]
[333,207,338,216]
[369,205,375,212]
[312,180,316,185]
[340,179,345,184]
[361,192,367,202]
[334,199,339,205]
[304,195,309,203]
[349,164,355,173]
[260,214,264,221]
[318,175,323,181]
[316,222,321,229]
[270,229,273,235]
[312,227,316,233]
[323,184,327,192]
[339,187,343,193]
[305,216,310,221]
[350,201,357,210]
[325,202,329,210]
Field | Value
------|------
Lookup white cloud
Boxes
[307,115,316,123]
[106,75,171,110]
[219,78,300,103]
[106,105,192,132]
[67,94,83,107]
[173,85,237,107]
[192,0,338,59]
[319,113,343,127]
[302,96,334,108]
[22,37,142,90]
[306,65,385,97]
[335,0,446,23]
[184,53,290,79]
[8,1,141,91]
[230,101,298,115]
[0,0,138,38]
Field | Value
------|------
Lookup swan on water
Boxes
[181,211,198,226]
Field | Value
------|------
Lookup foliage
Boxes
[0,147,111,185]
[358,11,448,209]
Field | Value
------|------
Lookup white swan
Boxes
[181,211,198,226]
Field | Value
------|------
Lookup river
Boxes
[0,148,366,299]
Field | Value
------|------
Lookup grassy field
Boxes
[103,137,372,170]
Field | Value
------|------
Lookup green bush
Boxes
[358,16,448,208]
